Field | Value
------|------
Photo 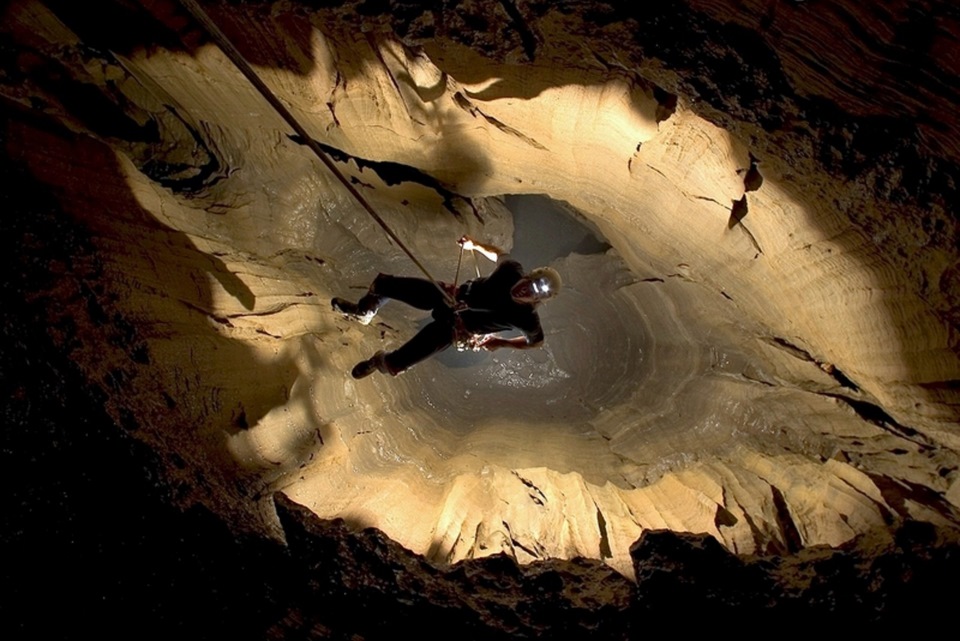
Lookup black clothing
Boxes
[363,260,542,375]
[455,260,544,341]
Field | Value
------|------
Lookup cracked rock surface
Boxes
[4,0,960,634]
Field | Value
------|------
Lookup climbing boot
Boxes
[332,297,377,325]
[351,350,389,379]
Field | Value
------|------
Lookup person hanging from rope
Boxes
[332,235,562,379]
[174,2,562,380]
[174,0,563,379]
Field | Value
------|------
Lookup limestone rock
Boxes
[4,0,960,634]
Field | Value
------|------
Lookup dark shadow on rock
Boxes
[277,494,635,639]
[2,102,298,523]
[3,4,228,195]
[0,111,284,637]
[35,0,192,56]
[8,1,960,634]
[36,0,317,77]
[207,253,256,310]
[288,133,483,221]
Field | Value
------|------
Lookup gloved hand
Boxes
[457,235,499,261]
[463,333,493,351]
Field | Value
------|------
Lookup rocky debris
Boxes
[631,523,960,623]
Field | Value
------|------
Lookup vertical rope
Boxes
[453,244,464,290]
[175,0,454,304]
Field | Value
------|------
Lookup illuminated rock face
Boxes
[4,0,960,624]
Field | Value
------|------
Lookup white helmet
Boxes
[527,266,562,301]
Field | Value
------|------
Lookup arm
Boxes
[476,320,544,351]
[458,235,504,262]
[479,335,543,351]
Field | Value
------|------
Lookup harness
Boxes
[451,296,490,352]
[449,268,492,351]
[452,308,475,351]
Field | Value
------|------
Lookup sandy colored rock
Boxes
[4,0,958,615]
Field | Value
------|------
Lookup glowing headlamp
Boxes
[532,279,550,296]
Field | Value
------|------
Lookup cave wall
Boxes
[4,0,960,634]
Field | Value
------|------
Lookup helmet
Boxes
[526,266,562,301]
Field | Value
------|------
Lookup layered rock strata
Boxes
[4,0,959,625]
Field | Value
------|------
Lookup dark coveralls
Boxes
[368,260,544,375]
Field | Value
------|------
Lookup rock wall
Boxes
[4,0,960,632]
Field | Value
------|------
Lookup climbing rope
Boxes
[453,244,464,290]
[175,0,454,305]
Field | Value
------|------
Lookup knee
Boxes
[371,273,393,293]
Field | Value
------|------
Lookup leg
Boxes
[367,274,447,311]
[333,273,447,324]
[352,319,455,378]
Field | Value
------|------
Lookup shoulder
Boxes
[493,258,524,277]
